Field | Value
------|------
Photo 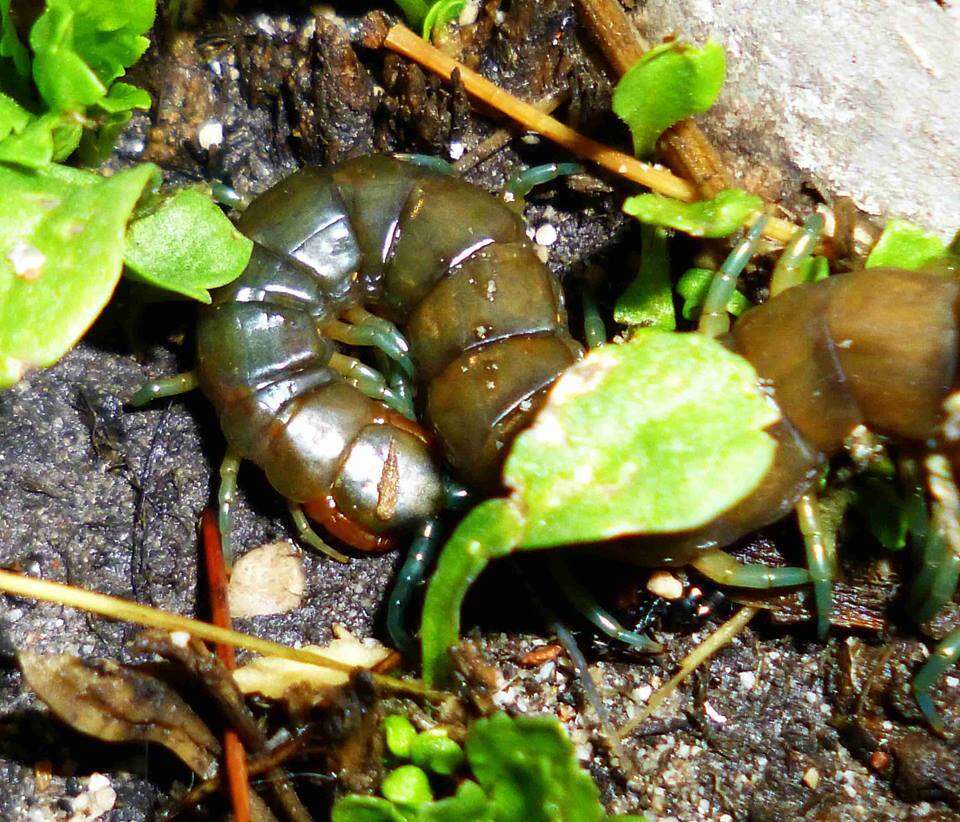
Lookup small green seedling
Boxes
[612,40,726,156]
[623,188,763,238]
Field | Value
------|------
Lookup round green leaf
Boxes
[504,330,780,548]
[123,187,252,303]
[0,162,158,388]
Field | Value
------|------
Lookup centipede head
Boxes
[307,416,444,551]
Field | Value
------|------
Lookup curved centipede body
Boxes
[195,155,582,551]
[139,154,958,725]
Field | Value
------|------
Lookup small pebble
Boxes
[738,671,757,690]
[647,570,683,600]
[868,750,890,771]
[703,701,727,724]
[802,767,820,789]
[170,631,191,647]
[519,644,562,667]
[534,224,558,246]
[197,120,223,150]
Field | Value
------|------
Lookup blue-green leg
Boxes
[328,352,412,419]
[699,213,769,337]
[548,556,662,652]
[387,517,444,656]
[582,287,606,349]
[130,371,198,406]
[691,549,810,588]
[796,491,837,639]
[288,503,349,564]
[909,455,960,623]
[504,162,583,204]
[913,627,960,735]
[393,153,456,175]
[218,448,241,565]
[325,317,414,381]
[769,213,824,297]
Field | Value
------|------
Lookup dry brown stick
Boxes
[454,91,567,173]
[575,0,731,198]
[382,24,797,245]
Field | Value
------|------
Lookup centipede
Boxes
[133,154,959,727]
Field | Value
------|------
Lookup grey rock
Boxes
[636,0,960,237]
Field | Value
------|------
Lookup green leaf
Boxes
[0,0,31,81]
[612,40,726,156]
[419,782,491,821]
[865,219,948,270]
[332,795,410,822]
[614,225,676,329]
[123,187,252,302]
[392,0,433,28]
[677,266,749,321]
[422,0,465,39]
[623,189,763,238]
[466,713,605,822]
[0,110,61,166]
[0,89,30,138]
[421,499,525,687]
[505,330,779,548]
[0,162,158,388]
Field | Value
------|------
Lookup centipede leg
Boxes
[913,626,960,735]
[218,448,241,565]
[504,162,583,204]
[796,491,836,639]
[374,349,416,419]
[769,213,824,297]
[341,307,415,379]
[288,503,349,564]
[328,352,412,419]
[130,371,198,406]
[548,557,662,652]
[691,549,810,588]
[581,286,606,349]
[387,517,444,657]
[909,454,960,623]
[699,213,769,337]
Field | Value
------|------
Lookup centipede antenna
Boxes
[387,517,444,656]
[795,492,836,639]
[699,213,769,337]
[217,449,242,566]
[288,503,349,564]
[548,557,662,652]
[130,371,199,406]
[769,213,825,297]
[909,454,960,623]
[690,549,810,588]
[913,626,960,735]
[504,162,583,204]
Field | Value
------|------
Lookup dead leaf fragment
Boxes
[19,651,220,779]
[229,541,306,618]
[233,625,390,708]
